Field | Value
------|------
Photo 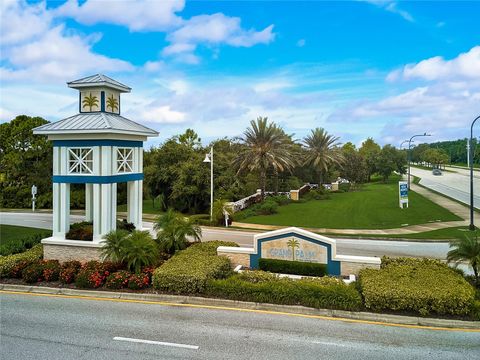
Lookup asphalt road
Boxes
[0,212,451,259]
[410,166,480,209]
[1,292,478,360]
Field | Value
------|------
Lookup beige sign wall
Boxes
[261,236,328,263]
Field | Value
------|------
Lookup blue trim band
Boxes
[53,173,143,184]
[101,91,105,112]
[249,232,341,276]
[53,140,143,147]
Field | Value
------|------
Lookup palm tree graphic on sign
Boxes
[82,93,99,112]
[106,94,119,112]
[287,238,300,261]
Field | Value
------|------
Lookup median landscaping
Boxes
[1,239,479,322]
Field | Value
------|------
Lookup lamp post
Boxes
[400,139,410,149]
[203,147,213,221]
[408,133,431,189]
[469,115,480,230]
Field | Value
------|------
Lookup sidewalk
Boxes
[233,182,476,235]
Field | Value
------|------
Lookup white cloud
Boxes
[361,0,414,22]
[54,0,185,31]
[296,39,306,47]
[140,105,186,124]
[389,46,480,81]
[0,0,51,45]
[162,13,275,61]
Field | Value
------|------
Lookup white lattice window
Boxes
[117,148,134,173]
[68,148,93,174]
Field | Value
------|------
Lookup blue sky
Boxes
[1,0,480,147]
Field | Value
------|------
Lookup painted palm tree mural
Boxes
[106,94,119,112]
[82,92,99,112]
[287,238,300,261]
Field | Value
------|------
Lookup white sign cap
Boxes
[31,185,37,196]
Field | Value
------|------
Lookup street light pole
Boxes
[408,133,431,189]
[203,147,214,221]
[400,139,410,149]
[469,115,480,230]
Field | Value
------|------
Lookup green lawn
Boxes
[238,178,462,229]
[117,199,164,215]
[0,224,49,242]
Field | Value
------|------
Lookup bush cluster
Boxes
[258,258,327,277]
[206,273,362,311]
[235,196,293,220]
[303,189,331,201]
[18,259,61,283]
[359,258,476,316]
[0,244,43,278]
[152,241,237,294]
[0,232,50,256]
[59,261,82,284]
[66,222,93,241]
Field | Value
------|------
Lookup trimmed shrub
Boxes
[259,258,327,277]
[236,270,279,283]
[59,260,82,284]
[10,260,33,279]
[256,199,278,215]
[105,270,132,289]
[359,258,475,316]
[206,275,362,311]
[152,241,237,294]
[0,232,49,256]
[22,261,44,283]
[66,222,93,241]
[268,195,291,206]
[0,244,43,278]
[75,268,107,289]
[128,273,150,290]
[42,260,60,282]
[303,189,331,201]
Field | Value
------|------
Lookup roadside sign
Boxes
[31,185,37,212]
[399,181,408,209]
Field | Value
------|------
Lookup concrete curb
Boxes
[1,283,478,330]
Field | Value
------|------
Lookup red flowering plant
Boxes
[127,273,150,290]
[22,261,44,283]
[105,270,132,289]
[59,260,82,284]
[75,268,106,288]
[10,260,33,278]
[141,266,155,283]
[41,260,61,282]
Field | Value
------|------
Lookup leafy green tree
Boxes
[82,93,99,111]
[359,138,381,182]
[422,148,450,168]
[303,127,344,185]
[341,148,368,189]
[375,145,406,182]
[176,128,201,148]
[154,209,202,254]
[234,117,296,197]
[410,143,430,163]
[0,115,52,208]
[211,199,234,226]
[447,232,480,284]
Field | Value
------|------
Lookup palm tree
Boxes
[122,230,159,274]
[447,232,480,284]
[100,229,129,263]
[82,92,99,112]
[106,94,119,112]
[154,209,202,254]
[303,128,344,185]
[287,238,300,261]
[234,117,296,197]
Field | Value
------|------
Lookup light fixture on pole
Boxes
[407,133,431,189]
[400,139,411,149]
[469,115,480,230]
[203,147,213,221]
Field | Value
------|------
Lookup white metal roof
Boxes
[67,74,131,92]
[33,113,158,137]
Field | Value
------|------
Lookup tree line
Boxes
[1,115,407,212]
[411,139,480,167]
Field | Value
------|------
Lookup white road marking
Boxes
[113,336,199,350]
[311,340,348,347]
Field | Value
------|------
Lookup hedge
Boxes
[0,232,50,256]
[152,241,238,294]
[0,244,43,278]
[359,258,475,316]
[206,272,362,311]
[259,258,327,277]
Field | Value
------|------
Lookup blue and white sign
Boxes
[399,181,409,208]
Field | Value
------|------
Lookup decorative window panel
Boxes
[68,148,93,174]
[117,148,134,173]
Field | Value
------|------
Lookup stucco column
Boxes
[127,180,137,226]
[59,183,70,237]
[136,180,143,229]
[52,182,61,237]
[111,182,117,231]
[85,183,93,222]
[101,183,112,235]
[92,183,102,242]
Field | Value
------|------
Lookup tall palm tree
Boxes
[447,232,480,284]
[303,128,344,185]
[234,117,296,197]
[154,209,202,254]
[82,93,99,112]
